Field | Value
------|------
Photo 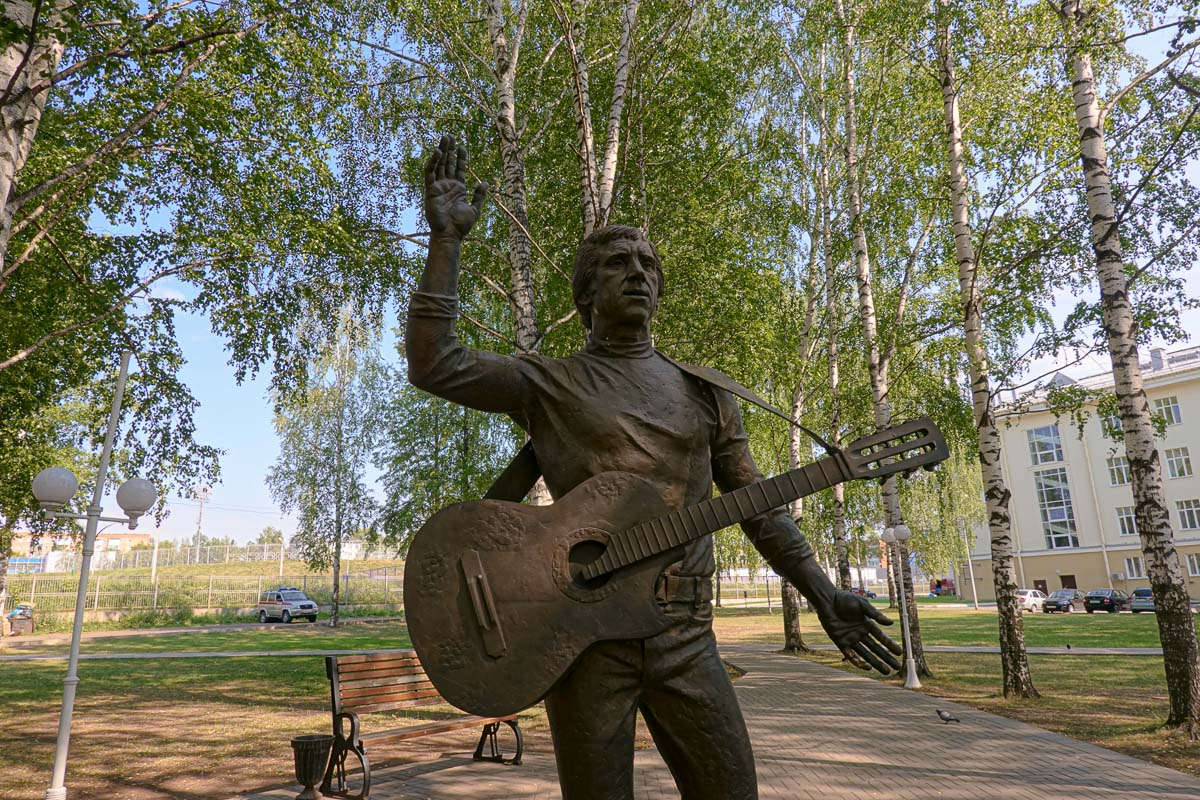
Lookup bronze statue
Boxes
[405,135,907,800]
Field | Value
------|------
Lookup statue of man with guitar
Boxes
[405,136,943,800]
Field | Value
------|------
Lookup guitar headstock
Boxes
[843,418,949,481]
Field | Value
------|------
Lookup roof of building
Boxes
[1008,343,1200,412]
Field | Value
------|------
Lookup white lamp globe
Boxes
[893,523,912,542]
[32,467,79,510]
[882,526,896,544]
[116,478,157,522]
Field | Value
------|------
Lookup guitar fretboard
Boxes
[579,455,850,581]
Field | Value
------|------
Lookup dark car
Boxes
[1084,588,1130,613]
[1043,589,1086,613]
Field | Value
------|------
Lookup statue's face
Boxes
[589,236,661,331]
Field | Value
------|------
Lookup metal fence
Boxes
[2,569,404,616]
[28,542,402,574]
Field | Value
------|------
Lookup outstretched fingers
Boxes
[842,646,870,671]
[863,637,902,672]
[438,135,454,180]
[424,146,440,192]
[455,144,468,182]
[472,182,489,215]
[864,617,904,655]
[851,642,891,674]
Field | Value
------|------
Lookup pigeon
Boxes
[936,709,960,724]
[1066,643,1071,650]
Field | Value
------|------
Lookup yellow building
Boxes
[968,345,1200,600]
[8,530,152,555]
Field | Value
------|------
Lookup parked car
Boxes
[1130,587,1156,613]
[851,587,878,598]
[1042,589,1086,613]
[1017,589,1047,613]
[257,587,319,623]
[1084,588,1130,613]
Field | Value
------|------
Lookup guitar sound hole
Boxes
[568,539,613,590]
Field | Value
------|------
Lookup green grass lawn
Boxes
[713,605,1174,648]
[1,618,410,656]
[4,608,1197,798]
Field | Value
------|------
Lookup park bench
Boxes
[321,650,522,800]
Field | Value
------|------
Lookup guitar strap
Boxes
[483,352,836,502]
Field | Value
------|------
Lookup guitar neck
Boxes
[581,453,851,580]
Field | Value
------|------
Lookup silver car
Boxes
[1017,589,1047,613]
[257,587,319,623]
[1130,587,1156,613]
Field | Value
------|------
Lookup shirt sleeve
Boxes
[405,290,531,421]
[708,386,816,575]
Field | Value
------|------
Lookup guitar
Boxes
[403,417,948,717]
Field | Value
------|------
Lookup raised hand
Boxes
[424,134,488,241]
[816,590,904,675]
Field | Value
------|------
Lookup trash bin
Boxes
[5,604,34,636]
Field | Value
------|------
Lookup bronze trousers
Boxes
[543,603,758,800]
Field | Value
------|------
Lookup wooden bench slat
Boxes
[345,690,447,714]
[340,683,438,705]
[336,671,429,690]
[339,677,435,696]
[338,670,429,691]
[338,657,423,675]
[359,715,512,744]
[336,650,417,665]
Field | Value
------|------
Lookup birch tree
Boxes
[1053,0,1200,735]
[832,0,935,675]
[935,0,1038,697]
[268,311,383,627]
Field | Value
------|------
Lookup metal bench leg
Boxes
[321,740,370,800]
[473,719,523,766]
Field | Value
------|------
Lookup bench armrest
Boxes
[332,710,362,748]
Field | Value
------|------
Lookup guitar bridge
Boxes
[460,550,508,658]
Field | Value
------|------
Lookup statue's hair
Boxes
[571,225,663,330]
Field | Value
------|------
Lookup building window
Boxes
[1166,447,1193,479]
[1124,556,1145,579]
[1116,506,1139,537]
[1035,467,1079,549]
[1154,396,1183,426]
[1108,455,1131,486]
[1027,424,1064,465]
[1101,414,1123,437]
[1178,499,1200,531]
[1188,553,1200,578]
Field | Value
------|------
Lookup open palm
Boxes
[424,135,488,240]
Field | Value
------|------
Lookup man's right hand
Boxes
[425,134,488,242]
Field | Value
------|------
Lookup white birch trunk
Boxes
[1059,0,1200,733]
[486,1,550,506]
[833,0,929,674]
[560,0,638,235]
[937,0,1037,697]
[486,0,540,355]
[815,43,852,592]
[0,2,70,273]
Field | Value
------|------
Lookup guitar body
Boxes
[404,471,683,718]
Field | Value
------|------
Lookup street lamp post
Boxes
[32,352,157,800]
[883,525,921,689]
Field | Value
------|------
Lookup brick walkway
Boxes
[234,644,1200,799]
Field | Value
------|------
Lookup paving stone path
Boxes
[233,643,1200,800]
